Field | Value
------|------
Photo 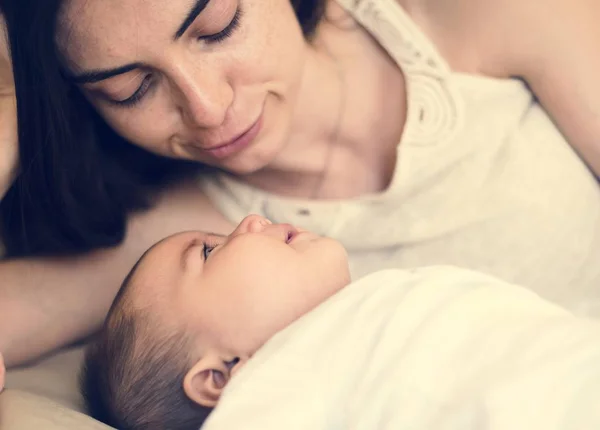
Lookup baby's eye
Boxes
[203,244,216,260]
[225,357,240,370]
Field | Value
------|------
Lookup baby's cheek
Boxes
[230,306,287,353]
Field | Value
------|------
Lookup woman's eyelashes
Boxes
[109,6,243,108]
[200,6,242,44]
[110,74,154,107]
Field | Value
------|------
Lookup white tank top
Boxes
[200,0,600,315]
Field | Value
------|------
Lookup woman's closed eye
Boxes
[200,6,242,44]
[109,6,243,108]
[110,74,155,107]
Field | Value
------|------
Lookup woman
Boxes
[1,0,599,369]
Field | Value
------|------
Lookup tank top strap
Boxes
[336,0,451,78]
[336,0,462,149]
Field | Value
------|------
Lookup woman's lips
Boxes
[203,113,263,159]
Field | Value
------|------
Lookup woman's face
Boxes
[58,0,308,174]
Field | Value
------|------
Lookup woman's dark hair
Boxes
[0,0,327,257]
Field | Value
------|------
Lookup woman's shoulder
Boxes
[393,0,558,77]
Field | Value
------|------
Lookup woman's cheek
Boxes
[106,107,178,153]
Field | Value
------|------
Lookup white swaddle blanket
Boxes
[202,267,600,430]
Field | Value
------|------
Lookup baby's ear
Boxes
[183,354,245,407]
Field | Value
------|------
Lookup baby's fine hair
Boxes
[80,260,213,429]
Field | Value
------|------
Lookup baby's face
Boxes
[130,215,350,356]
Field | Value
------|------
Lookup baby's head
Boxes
[81,215,350,430]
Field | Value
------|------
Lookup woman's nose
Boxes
[231,215,272,236]
[173,68,234,129]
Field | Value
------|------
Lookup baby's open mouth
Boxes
[285,227,300,244]
[286,231,295,244]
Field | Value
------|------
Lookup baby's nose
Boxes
[235,214,272,234]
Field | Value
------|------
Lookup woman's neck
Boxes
[240,3,407,199]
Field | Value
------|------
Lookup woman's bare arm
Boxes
[516,0,600,177]
[0,180,233,367]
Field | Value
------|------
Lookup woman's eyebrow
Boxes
[174,0,211,40]
[67,0,211,83]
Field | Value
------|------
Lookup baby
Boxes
[81,214,351,429]
[81,215,600,430]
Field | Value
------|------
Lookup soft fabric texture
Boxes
[2,346,92,430]
[200,0,600,314]
[5,346,85,410]
[0,389,111,430]
[203,268,600,430]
